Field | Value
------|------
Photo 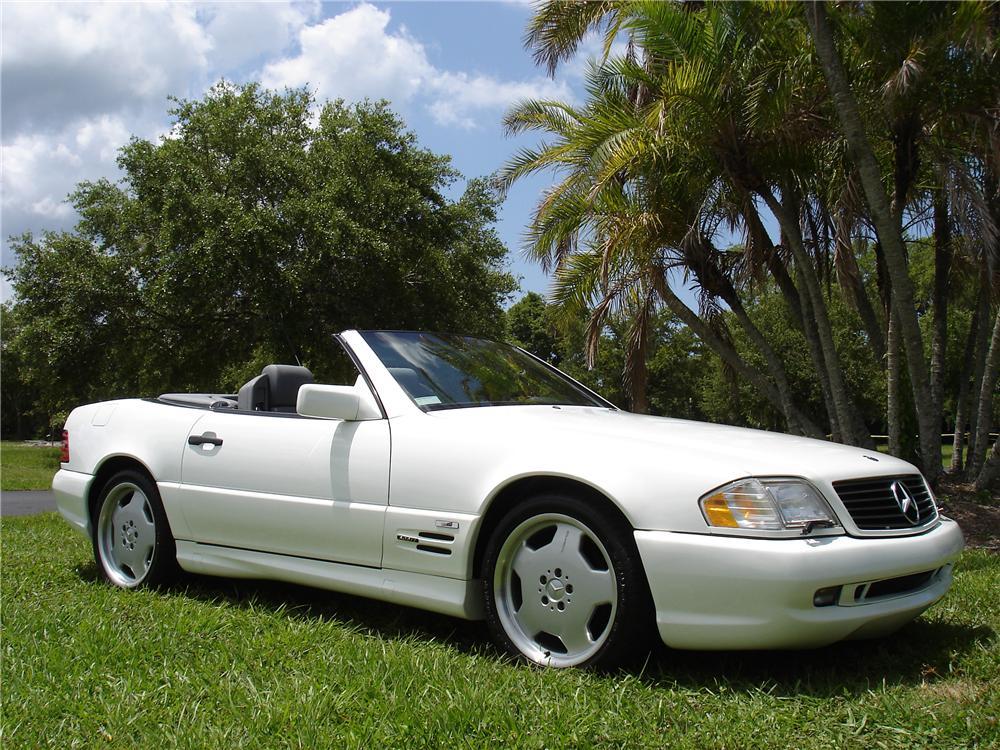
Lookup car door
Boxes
[175,405,389,567]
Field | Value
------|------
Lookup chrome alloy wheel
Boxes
[493,513,618,667]
[97,482,157,587]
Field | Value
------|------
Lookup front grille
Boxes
[832,474,937,530]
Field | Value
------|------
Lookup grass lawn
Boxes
[1,441,60,491]
[2,514,997,748]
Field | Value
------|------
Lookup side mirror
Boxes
[296,384,381,421]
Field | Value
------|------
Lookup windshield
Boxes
[360,331,609,411]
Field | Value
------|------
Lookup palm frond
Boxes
[524,0,625,76]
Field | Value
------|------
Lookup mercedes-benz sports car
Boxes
[54,330,964,668]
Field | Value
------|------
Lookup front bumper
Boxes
[53,468,94,538]
[635,518,964,650]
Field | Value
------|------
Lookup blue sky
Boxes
[2,1,628,300]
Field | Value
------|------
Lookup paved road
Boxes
[1,490,57,516]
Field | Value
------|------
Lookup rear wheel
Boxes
[482,493,653,669]
[92,470,178,588]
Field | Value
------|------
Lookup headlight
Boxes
[700,478,839,532]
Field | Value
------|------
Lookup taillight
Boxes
[60,430,70,463]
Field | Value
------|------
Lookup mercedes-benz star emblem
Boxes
[890,480,920,524]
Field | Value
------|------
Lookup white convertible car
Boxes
[54,330,963,668]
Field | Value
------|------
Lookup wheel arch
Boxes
[87,454,158,524]
[470,474,635,580]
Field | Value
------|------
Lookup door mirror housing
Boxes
[296,384,381,421]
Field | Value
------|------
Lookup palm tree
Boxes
[805,0,999,480]
[513,0,997,470]
[514,2,863,438]
[502,34,834,434]
[524,0,626,75]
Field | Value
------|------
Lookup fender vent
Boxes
[395,528,456,556]
[418,531,454,542]
[415,544,451,556]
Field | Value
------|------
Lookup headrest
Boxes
[262,364,314,408]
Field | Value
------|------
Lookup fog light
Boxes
[813,586,841,607]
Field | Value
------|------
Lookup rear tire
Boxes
[482,493,653,669]
[92,469,179,588]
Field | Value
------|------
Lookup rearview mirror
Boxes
[296,384,381,421]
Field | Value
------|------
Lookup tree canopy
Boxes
[3,83,516,433]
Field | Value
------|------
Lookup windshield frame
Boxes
[358,330,617,413]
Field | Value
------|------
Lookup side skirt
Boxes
[174,540,485,620]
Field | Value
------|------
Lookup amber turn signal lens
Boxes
[702,496,739,527]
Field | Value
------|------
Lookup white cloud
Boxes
[0,0,575,282]
[0,114,136,280]
[200,1,320,73]
[0,1,320,270]
[262,4,432,103]
[1,2,211,137]
[2,115,132,224]
[1,1,326,138]
[428,71,570,128]
[261,3,571,129]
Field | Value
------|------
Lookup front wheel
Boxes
[482,494,653,669]
[92,469,178,588]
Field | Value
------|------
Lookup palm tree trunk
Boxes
[835,233,886,361]
[887,307,903,457]
[950,309,980,473]
[625,299,651,414]
[930,189,952,425]
[628,357,649,414]
[748,205,840,437]
[723,288,825,438]
[793,268,841,440]
[747,205,805,329]
[652,273,820,433]
[975,440,1000,492]
[759,187,867,446]
[802,293,841,441]
[966,285,993,470]
[968,308,1000,477]
[678,228,824,437]
[805,1,940,481]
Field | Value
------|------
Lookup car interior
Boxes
[158,364,316,413]
[236,364,314,412]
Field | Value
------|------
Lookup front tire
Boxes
[92,469,178,588]
[482,493,653,669]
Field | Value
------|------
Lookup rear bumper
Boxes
[635,518,964,650]
[53,468,94,538]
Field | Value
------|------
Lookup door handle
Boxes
[188,434,223,446]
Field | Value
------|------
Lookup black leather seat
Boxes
[238,365,314,412]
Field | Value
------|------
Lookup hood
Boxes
[426,405,918,485]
